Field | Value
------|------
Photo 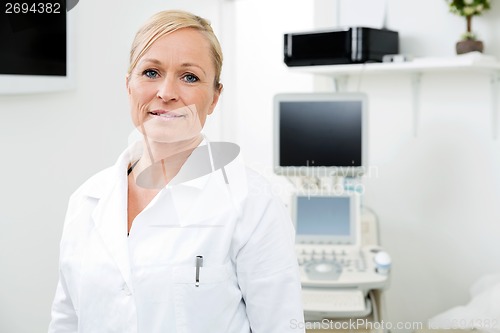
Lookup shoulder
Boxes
[243,167,293,207]
[64,165,119,218]
[61,165,120,233]
[70,166,116,200]
[69,143,137,201]
[239,167,291,221]
[244,167,276,199]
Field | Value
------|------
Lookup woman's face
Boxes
[127,28,221,144]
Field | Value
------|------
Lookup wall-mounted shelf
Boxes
[289,56,500,75]
[289,53,500,138]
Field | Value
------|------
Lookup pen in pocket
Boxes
[195,255,203,287]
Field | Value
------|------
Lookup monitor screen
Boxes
[293,194,359,245]
[0,1,66,76]
[0,1,75,94]
[274,93,367,177]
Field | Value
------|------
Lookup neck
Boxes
[142,134,203,164]
[131,134,203,188]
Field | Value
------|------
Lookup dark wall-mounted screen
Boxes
[0,1,66,76]
[279,100,363,167]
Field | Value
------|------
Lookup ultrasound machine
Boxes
[273,93,391,322]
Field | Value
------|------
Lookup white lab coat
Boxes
[49,141,305,333]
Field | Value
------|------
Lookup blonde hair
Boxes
[128,10,223,88]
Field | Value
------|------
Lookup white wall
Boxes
[361,72,500,328]
[0,0,222,332]
[230,0,500,330]
[228,0,316,192]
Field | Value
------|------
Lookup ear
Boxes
[208,83,223,115]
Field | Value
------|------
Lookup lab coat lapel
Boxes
[91,170,133,290]
[177,172,231,227]
[171,164,244,227]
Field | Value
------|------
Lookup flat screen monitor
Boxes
[293,193,360,246]
[0,1,75,94]
[274,92,367,177]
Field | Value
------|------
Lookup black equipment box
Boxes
[284,27,399,66]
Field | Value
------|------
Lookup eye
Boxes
[142,69,159,79]
[182,73,199,83]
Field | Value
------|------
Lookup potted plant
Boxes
[445,0,491,54]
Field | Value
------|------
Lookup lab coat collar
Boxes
[82,138,210,199]
[83,144,137,200]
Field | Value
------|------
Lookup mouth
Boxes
[149,110,185,119]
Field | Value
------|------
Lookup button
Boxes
[121,284,132,296]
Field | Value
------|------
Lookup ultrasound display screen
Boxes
[296,196,351,236]
[0,1,67,76]
[279,100,362,167]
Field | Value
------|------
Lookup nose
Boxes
[156,76,179,102]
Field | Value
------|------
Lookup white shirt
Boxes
[48,141,305,333]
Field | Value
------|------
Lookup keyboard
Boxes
[298,247,368,275]
[302,288,371,318]
[297,245,389,290]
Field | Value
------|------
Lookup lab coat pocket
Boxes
[173,262,241,332]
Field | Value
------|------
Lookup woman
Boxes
[49,10,304,333]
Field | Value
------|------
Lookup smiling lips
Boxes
[149,110,185,120]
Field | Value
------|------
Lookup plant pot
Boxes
[456,40,484,54]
